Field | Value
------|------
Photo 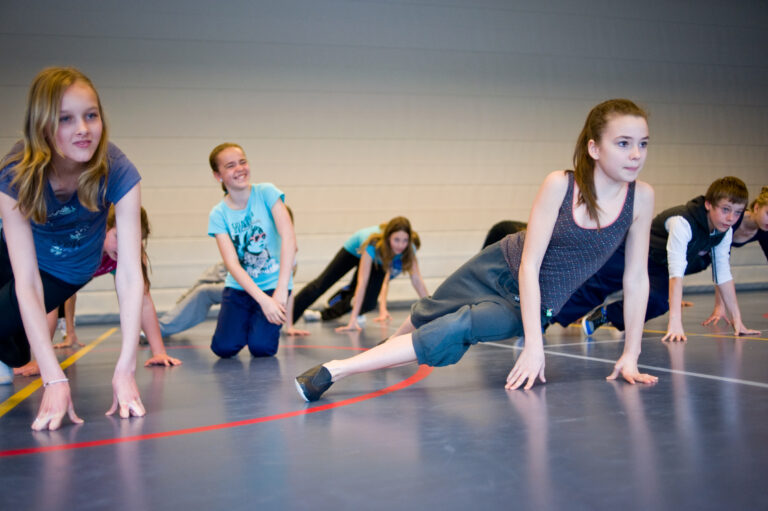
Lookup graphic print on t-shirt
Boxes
[232,220,279,280]
[47,205,89,257]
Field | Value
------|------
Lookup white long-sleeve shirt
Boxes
[664,216,733,284]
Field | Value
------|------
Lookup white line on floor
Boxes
[483,341,768,389]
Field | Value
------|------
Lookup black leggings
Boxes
[320,263,386,320]
[291,247,386,322]
[0,235,83,367]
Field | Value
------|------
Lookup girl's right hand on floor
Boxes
[662,320,687,342]
[606,354,658,385]
[335,319,362,332]
[261,296,286,325]
[144,353,183,367]
[54,334,85,349]
[505,347,546,390]
[32,382,83,431]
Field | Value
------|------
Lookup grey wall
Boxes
[1,0,766,316]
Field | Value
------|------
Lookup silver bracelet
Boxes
[43,378,69,387]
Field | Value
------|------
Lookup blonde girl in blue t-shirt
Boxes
[0,67,146,430]
[207,143,296,358]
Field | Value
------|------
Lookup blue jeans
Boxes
[211,287,282,358]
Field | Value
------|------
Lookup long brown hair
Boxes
[3,67,110,224]
[362,216,420,273]
[107,205,152,290]
[573,99,647,227]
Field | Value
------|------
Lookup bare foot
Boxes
[13,360,40,377]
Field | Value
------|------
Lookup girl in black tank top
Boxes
[295,99,658,403]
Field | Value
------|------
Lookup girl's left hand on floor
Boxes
[335,320,362,332]
[144,353,182,367]
[106,373,146,418]
[606,354,658,385]
[284,326,310,336]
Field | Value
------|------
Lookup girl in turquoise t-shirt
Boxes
[293,216,429,332]
[207,143,296,358]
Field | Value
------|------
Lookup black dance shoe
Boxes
[295,364,333,402]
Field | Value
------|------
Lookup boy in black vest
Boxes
[583,176,759,341]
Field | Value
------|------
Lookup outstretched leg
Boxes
[295,333,417,401]
[326,333,417,381]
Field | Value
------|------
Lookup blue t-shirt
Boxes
[0,142,141,285]
[364,244,406,279]
[208,183,292,291]
[342,225,381,256]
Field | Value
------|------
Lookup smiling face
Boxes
[588,114,649,183]
[388,230,410,255]
[705,198,745,233]
[213,146,250,192]
[52,81,103,164]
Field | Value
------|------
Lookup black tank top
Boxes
[502,171,636,314]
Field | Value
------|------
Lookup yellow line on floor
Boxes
[642,328,768,341]
[0,328,118,419]
[569,322,768,341]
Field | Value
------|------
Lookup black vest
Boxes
[648,196,727,275]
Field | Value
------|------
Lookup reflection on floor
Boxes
[1,291,766,511]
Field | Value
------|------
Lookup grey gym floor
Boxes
[1,291,766,511]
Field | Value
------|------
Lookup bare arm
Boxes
[0,191,83,430]
[716,279,760,336]
[140,289,182,366]
[336,251,374,332]
[663,277,686,341]
[107,185,146,418]
[271,199,296,308]
[374,269,392,322]
[607,181,658,384]
[506,171,567,390]
[283,292,310,336]
[409,256,429,298]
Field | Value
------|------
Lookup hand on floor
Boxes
[106,372,146,419]
[32,381,83,431]
[283,326,311,336]
[144,353,182,367]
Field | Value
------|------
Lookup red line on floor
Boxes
[0,365,432,458]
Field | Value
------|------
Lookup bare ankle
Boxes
[324,360,343,382]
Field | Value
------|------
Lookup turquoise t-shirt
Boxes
[207,183,292,291]
[342,225,381,256]
[364,244,406,279]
